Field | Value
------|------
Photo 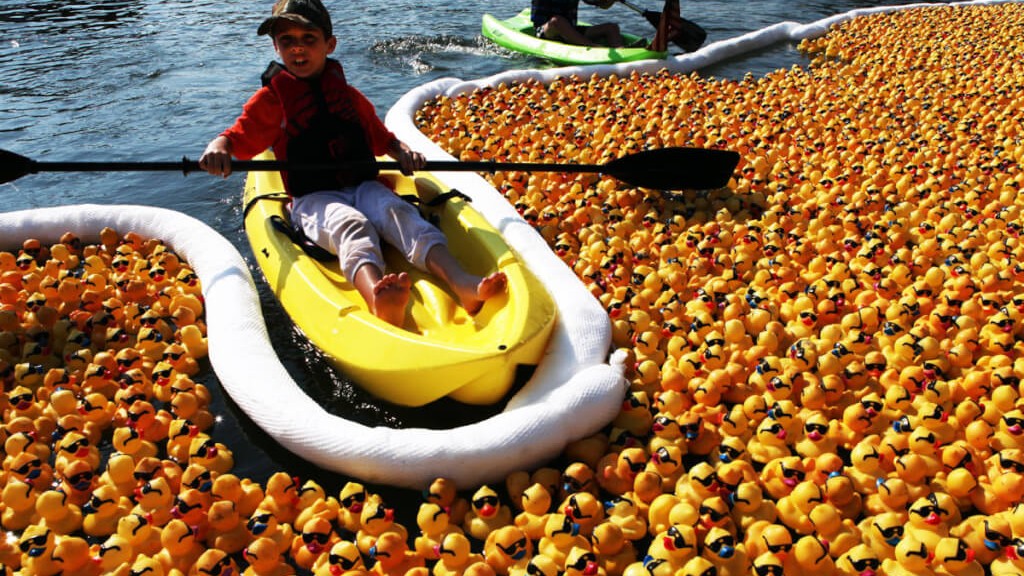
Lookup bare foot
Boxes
[459,271,508,315]
[371,272,411,327]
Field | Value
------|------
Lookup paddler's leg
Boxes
[424,247,507,315]
[292,189,409,326]
[352,181,507,314]
[352,265,411,327]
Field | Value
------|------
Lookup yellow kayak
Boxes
[242,151,557,407]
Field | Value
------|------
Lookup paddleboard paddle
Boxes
[0,146,738,191]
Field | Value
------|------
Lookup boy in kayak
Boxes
[200,0,505,327]
[532,0,626,47]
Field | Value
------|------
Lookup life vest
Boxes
[262,59,378,196]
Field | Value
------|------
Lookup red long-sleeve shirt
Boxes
[220,72,396,161]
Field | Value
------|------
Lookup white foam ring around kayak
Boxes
[0,203,628,488]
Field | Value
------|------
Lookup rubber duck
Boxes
[160,341,199,377]
[193,549,240,576]
[514,483,551,541]
[133,476,175,527]
[313,540,367,576]
[728,481,777,533]
[356,498,407,556]
[993,408,1024,451]
[338,481,370,534]
[288,479,336,533]
[823,471,863,520]
[483,525,533,575]
[464,485,512,542]
[252,472,298,526]
[611,391,653,439]
[590,522,635,576]
[603,495,646,542]
[154,518,204,574]
[53,429,101,477]
[700,526,748,576]
[677,409,720,456]
[710,434,755,471]
[795,410,840,459]
[434,532,483,576]
[52,535,99,576]
[169,390,215,432]
[243,536,296,576]
[91,533,134,576]
[673,461,720,507]
[198,499,250,555]
[1,478,40,530]
[292,516,340,572]
[55,458,98,508]
[906,493,954,549]
[188,432,234,475]
[808,502,860,559]
[510,554,560,576]
[179,323,209,359]
[79,482,131,537]
[775,480,824,535]
[247,507,295,557]
[17,525,61,576]
[35,485,82,537]
[112,424,159,461]
[3,448,53,494]
[537,513,589,569]
[559,463,598,502]
[126,555,166,576]
[743,522,792,561]
[118,511,162,559]
[165,417,200,465]
[134,455,183,494]
[646,525,698,571]
[171,487,210,539]
[211,471,265,519]
[95,452,137,501]
[644,445,684,490]
[759,455,806,500]
[125,399,172,444]
[879,535,934,576]
[561,491,604,537]
[932,536,983,576]
[3,431,51,474]
[415,502,461,561]
[564,546,605,576]
[784,535,837,576]
[950,513,1012,566]
[369,531,425,576]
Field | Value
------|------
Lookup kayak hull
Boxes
[242,151,557,407]
[482,9,667,66]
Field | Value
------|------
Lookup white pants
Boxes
[290,180,447,281]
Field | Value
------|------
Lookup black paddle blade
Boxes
[0,148,35,184]
[603,147,738,190]
[642,0,706,53]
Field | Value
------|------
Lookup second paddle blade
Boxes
[603,147,739,190]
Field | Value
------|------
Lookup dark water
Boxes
[0,0,945,490]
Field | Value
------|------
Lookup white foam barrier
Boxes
[0,204,627,489]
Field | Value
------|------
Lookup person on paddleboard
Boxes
[531,0,626,48]
[199,0,506,327]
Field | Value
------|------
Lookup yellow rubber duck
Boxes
[463,485,512,542]
[243,536,296,576]
[36,487,83,536]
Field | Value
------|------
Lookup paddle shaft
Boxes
[6,146,738,190]
[26,158,631,176]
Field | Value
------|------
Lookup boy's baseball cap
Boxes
[257,0,333,38]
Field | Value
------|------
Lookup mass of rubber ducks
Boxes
[3,2,1024,575]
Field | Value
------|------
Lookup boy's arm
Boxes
[199,87,281,177]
